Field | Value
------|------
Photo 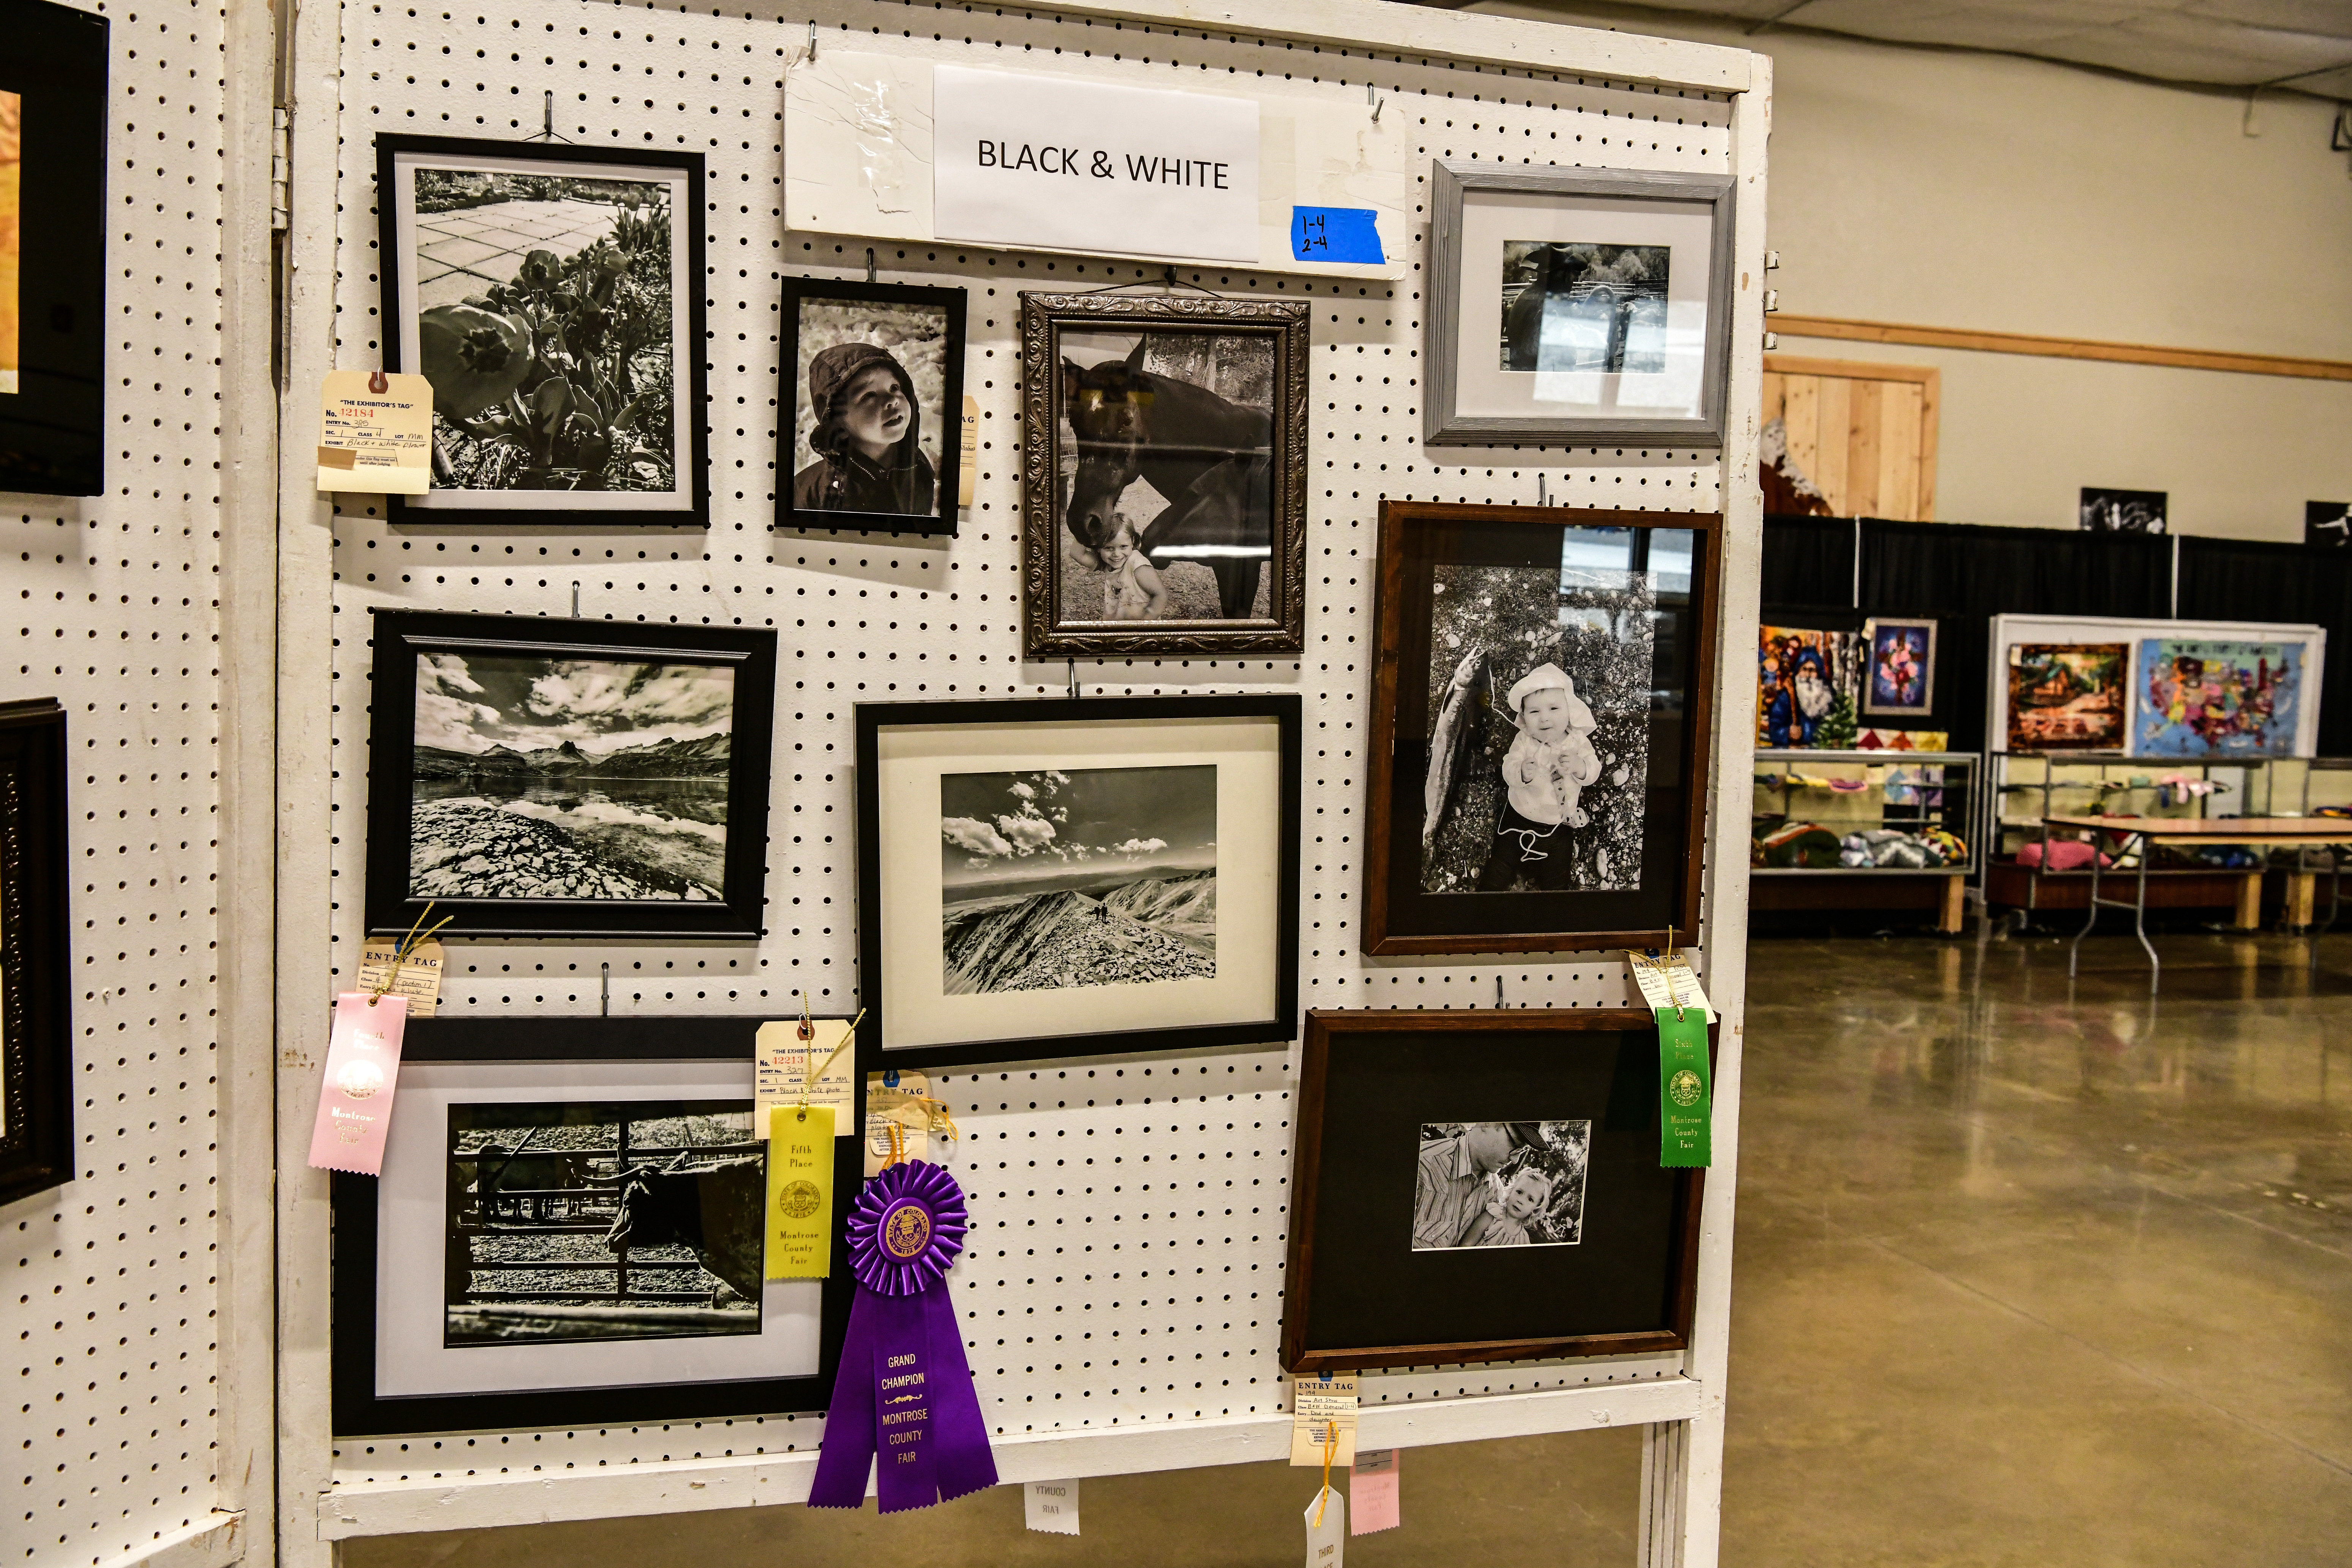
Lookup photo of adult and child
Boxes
[1412,1120,1592,1250]
[1054,330,1276,626]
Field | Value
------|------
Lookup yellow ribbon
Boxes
[1314,1430,1337,1527]
[367,902,452,1006]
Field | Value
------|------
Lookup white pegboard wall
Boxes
[322,0,1730,1491]
[6,0,231,1563]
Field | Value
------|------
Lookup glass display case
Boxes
[1751,750,1981,876]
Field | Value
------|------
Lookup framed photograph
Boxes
[2079,487,2166,534]
[1861,618,1936,718]
[374,134,708,526]
[2005,643,2128,752]
[1018,292,1308,658]
[1363,502,1718,956]
[778,277,965,536]
[364,611,775,940]
[0,699,71,1206]
[1281,1009,1706,1374]
[855,695,1301,1069]
[331,1015,855,1435]
[1758,625,1863,748]
[1424,160,1736,447]
[0,0,108,496]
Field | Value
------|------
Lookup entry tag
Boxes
[1304,1487,1346,1568]
[307,994,409,1174]
[1024,1479,1080,1535]
[1350,1449,1400,1535]
[865,1072,931,1176]
[958,394,979,508]
[355,937,444,1017]
[1289,1374,1358,1467]
[1626,952,1714,1169]
[755,1020,855,1136]
[765,1104,835,1279]
[316,369,432,493]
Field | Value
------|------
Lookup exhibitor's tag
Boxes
[307,993,409,1174]
[958,395,979,508]
[1023,1479,1080,1535]
[1626,952,1714,1169]
[1350,1449,1400,1535]
[1304,1486,1346,1568]
[1289,1374,1358,1467]
[316,369,432,493]
[765,1104,835,1279]
[355,937,444,1017]
[865,1072,931,1176]
[756,1019,855,1136]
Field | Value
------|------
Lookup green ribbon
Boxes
[1656,1008,1712,1168]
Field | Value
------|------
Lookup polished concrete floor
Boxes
[351,932,2352,1567]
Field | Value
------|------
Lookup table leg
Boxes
[1938,874,1965,934]
[2069,836,2101,978]
[2135,844,2159,992]
[2315,852,2343,974]
[2288,872,2317,931]
[2233,871,2262,933]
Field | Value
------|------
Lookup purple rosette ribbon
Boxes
[807,1160,998,1513]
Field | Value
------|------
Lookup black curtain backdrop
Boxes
[1850,521,2173,752]
[1760,514,1854,617]
[2178,538,2352,757]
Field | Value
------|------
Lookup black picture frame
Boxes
[776,277,966,537]
[1282,1008,1706,1375]
[330,1015,857,1436]
[0,0,108,497]
[364,610,776,940]
[373,134,710,528]
[1018,292,1309,658]
[1364,501,1721,956]
[0,699,72,1206]
[855,695,1302,1070]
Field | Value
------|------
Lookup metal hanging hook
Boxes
[1067,659,1080,701]
[599,962,610,1017]
[808,21,818,61]
[544,90,555,139]
[1369,82,1384,123]
[570,581,581,618]
[1538,473,1547,507]
[865,247,877,284]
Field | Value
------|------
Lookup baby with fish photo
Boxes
[1420,555,1654,895]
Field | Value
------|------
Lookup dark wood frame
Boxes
[364,610,775,940]
[0,0,109,496]
[331,1014,857,1435]
[1018,292,1309,658]
[775,277,966,537]
[373,134,711,528]
[1281,1008,1707,1375]
[0,700,73,1206]
[1423,159,1736,448]
[854,694,1302,1069]
[1363,501,1722,955]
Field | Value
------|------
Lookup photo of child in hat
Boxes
[786,291,955,524]
[1483,661,1606,888]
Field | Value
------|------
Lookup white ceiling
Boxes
[1484,1,2352,96]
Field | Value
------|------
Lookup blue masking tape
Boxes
[1291,207,1384,264]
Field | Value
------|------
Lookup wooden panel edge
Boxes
[1774,316,2352,382]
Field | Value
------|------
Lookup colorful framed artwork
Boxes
[1280,1008,1706,1374]
[330,1015,854,1435]
[777,277,966,537]
[364,611,776,940]
[1363,502,1719,957]
[0,0,108,496]
[0,698,71,1206]
[1018,291,1309,658]
[2004,643,2128,752]
[1756,626,1861,749]
[855,695,1302,1069]
[2133,639,2303,758]
[1423,160,1736,447]
[375,134,709,526]
[1861,617,1936,718]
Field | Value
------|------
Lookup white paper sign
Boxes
[933,63,1258,263]
[1304,1486,1346,1568]
[1024,1479,1081,1535]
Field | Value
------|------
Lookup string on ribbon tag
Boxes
[369,903,452,1007]
[801,1005,863,1109]
[1315,1432,1337,1526]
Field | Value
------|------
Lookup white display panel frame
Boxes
[269,4,1773,1568]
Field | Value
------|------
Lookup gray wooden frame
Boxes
[1424,160,1737,448]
